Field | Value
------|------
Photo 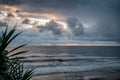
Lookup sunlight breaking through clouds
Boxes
[0,0,120,45]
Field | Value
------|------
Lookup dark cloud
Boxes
[22,18,31,24]
[0,20,7,27]
[18,0,120,14]
[37,20,63,35]
[15,0,120,25]
[91,21,120,41]
[0,0,21,5]
[36,17,85,36]
[1,0,120,42]
[67,17,85,36]
[7,12,15,17]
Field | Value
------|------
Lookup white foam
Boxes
[34,62,120,75]
[25,55,119,60]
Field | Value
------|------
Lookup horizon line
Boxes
[9,43,120,47]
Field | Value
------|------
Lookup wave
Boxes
[21,52,120,75]
[33,62,120,75]
[23,55,120,75]
[23,55,120,63]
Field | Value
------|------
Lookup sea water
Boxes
[20,46,120,75]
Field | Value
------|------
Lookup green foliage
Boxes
[8,60,34,80]
[0,26,34,80]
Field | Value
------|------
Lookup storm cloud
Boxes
[17,0,120,40]
[66,17,85,36]
[0,0,120,43]
[37,20,64,35]
[91,21,120,41]
[0,0,21,5]
[36,18,85,36]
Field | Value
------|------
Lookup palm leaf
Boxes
[21,69,34,80]
[0,25,35,80]
[2,26,15,45]
[0,27,7,53]
[0,26,21,54]
[10,57,26,60]
[8,60,23,80]
[8,51,28,57]
[8,44,28,53]
[0,25,8,41]
[6,31,22,47]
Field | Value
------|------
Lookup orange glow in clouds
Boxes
[4,5,21,12]
[0,5,66,28]
[22,12,64,20]
[1,5,64,20]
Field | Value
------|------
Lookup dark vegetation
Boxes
[0,25,34,80]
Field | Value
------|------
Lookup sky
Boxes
[0,0,120,45]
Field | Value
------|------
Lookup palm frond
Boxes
[8,51,28,57]
[8,60,23,80]
[6,31,22,46]
[8,60,34,80]
[0,26,22,54]
[0,25,35,80]
[10,56,26,60]
[21,69,34,80]
[8,44,28,53]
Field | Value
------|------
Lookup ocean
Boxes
[14,46,120,76]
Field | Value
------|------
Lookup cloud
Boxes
[36,18,85,36]
[0,0,120,43]
[7,12,15,17]
[37,18,85,37]
[90,21,120,40]
[22,18,31,24]
[66,17,85,36]
[14,0,120,41]
[37,20,64,35]
[0,0,21,5]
